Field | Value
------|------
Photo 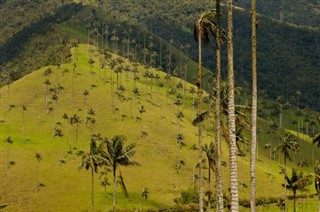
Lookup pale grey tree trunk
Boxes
[215,0,224,211]
[227,0,239,211]
[250,0,257,210]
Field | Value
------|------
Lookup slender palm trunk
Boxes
[91,168,94,212]
[215,1,224,211]
[318,192,320,212]
[22,110,25,143]
[227,0,239,211]
[113,167,117,212]
[250,0,257,211]
[36,162,39,192]
[208,163,211,212]
[293,191,296,212]
[196,18,204,212]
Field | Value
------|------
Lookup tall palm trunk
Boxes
[113,166,117,212]
[208,162,211,212]
[215,1,224,211]
[250,0,257,211]
[36,161,39,192]
[293,191,297,212]
[227,0,239,211]
[197,18,204,212]
[91,167,94,212]
[318,192,320,212]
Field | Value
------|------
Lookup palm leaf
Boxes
[192,111,210,126]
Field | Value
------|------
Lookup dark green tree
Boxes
[284,169,312,212]
[79,135,106,212]
[101,135,139,212]
[35,153,42,193]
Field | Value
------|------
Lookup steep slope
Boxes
[233,0,320,27]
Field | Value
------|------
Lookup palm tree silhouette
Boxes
[314,160,320,212]
[43,79,51,109]
[21,105,27,142]
[284,169,312,212]
[190,144,198,186]
[35,153,42,192]
[101,135,139,212]
[79,135,106,212]
[273,133,299,167]
[69,114,81,142]
[5,136,13,168]
[203,142,216,212]
[83,90,90,124]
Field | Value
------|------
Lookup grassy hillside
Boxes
[1,44,319,211]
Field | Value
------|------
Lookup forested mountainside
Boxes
[0,0,319,111]
[233,0,320,27]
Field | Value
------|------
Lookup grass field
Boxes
[1,44,319,211]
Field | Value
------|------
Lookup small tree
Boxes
[284,169,312,212]
[79,135,106,212]
[35,153,42,192]
[5,137,13,167]
[21,105,27,142]
[100,135,140,212]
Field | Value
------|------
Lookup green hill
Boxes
[1,0,320,111]
[1,44,319,211]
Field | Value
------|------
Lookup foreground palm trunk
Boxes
[197,19,204,212]
[215,0,224,211]
[91,168,94,212]
[227,0,239,211]
[318,193,320,212]
[113,167,117,212]
[250,0,257,211]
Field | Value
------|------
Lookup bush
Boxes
[174,187,199,205]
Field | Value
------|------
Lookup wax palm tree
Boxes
[176,133,185,149]
[69,114,81,142]
[203,142,215,212]
[314,160,320,212]
[141,187,149,210]
[101,135,139,212]
[5,136,13,168]
[194,10,220,211]
[284,169,312,212]
[189,87,196,110]
[250,0,258,210]
[226,0,239,209]
[214,2,225,208]
[190,144,198,186]
[43,79,51,109]
[79,135,106,212]
[274,133,299,209]
[35,153,42,192]
[273,133,299,167]
[99,169,110,212]
[83,90,89,124]
[22,105,27,142]
[62,113,69,136]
